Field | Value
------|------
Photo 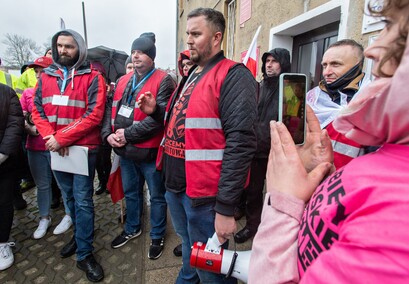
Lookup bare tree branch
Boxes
[2,33,43,68]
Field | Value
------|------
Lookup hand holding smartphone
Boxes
[278,73,307,145]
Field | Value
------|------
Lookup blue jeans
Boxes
[165,191,237,284]
[53,151,97,261]
[120,157,166,239]
[28,150,70,217]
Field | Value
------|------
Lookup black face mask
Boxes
[324,61,363,97]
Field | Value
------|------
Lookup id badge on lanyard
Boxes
[52,95,69,106]
[52,68,71,106]
[118,105,133,118]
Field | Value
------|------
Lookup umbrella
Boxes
[87,45,128,83]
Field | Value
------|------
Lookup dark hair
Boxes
[368,0,409,77]
[327,39,364,62]
[44,47,51,56]
[187,8,226,41]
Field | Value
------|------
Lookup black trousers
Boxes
[244,157,268,233]
[0,165,17,242]
[96,145,112,189]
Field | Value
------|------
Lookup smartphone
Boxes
[278,73,307,145]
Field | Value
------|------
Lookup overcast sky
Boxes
[0,0,177,70]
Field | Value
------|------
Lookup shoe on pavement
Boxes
[77,254,104,282]
[234,227,255,244]
[173,243,182,257]
[111,230,141,249]
[95,185,109,195]
[20,180,36,192]
[60,237,77,258]
[53,215,72,235]
[33,217,51,239]
[0,242,15,271]
[13,197,27,210]
[148,237,164,260]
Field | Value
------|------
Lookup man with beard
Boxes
[234,48,291,244]
[138,8,257,283]
[306,39,370,168]
[32,30,106,282]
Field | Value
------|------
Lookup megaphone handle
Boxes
[225,251,238,278]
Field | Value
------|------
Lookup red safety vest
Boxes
[158,58,238,198]
[32,69,106,148]
[326,122,365,169]
[112,69,166,148]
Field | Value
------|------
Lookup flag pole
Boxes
[82,1,88,47]
[243,25,261,65]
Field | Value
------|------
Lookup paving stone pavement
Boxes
[0,185,252,284]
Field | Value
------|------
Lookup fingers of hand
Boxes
[276,122,298,157]
[270,121,282,154]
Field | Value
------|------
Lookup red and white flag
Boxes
[107,153,124,203]
[242,25,261,78]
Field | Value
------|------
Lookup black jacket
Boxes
[256,48,291,158]
[101,70,176,161]
[0,83,24,172]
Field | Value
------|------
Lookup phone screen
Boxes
[278,73,307,145]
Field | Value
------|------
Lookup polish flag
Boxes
[242,25,261,78]
[107,153,124,203]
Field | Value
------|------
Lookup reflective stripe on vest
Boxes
[5,73,13,88]
[42,96,85,108]
[47,115,75,125]
[185,149,224,161]
[331,139,364,158]
[185,118,222,129]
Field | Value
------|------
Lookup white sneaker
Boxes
[0,242,15,271]
[53,215,72,235]
[33,217,51,239]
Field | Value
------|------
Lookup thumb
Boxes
[308,162,332,185]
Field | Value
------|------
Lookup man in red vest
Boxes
[306,39,371,168]
[138,8,257,283]
[32,29,106,282]
[101,32,175,260]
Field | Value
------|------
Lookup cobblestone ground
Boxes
[0,185,251,284]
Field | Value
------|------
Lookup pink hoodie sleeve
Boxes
[248,191,305,284]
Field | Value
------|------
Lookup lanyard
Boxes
[60,67,69,94]
[128,68,156,105]
[60,68,75,94]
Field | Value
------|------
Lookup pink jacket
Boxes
[20,88,46,151]
[250,145,409,283]
[249,33,409,283]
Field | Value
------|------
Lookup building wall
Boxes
[177,0,382,80]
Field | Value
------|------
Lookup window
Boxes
[292,22,339,90]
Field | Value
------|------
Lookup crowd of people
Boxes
[0,0,408,283]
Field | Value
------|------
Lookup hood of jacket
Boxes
[51,29,87,71]
[333,35,409,146]
[261,48,291,78]
[177,50,190,76]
